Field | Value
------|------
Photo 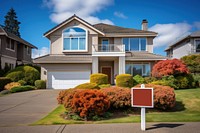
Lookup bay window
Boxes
[63,27,87,51]
[123,38,147,51]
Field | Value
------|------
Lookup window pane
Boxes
[64,38,70,50]
[141,38,146,51]
[143,64,150,76]
[196,40,200,52]
[79,38,85,50]
[6,38,10,48]
[130,38,139,51]
[71,38,78,50]
[132,64,142,76]
[125,64,132,74]
[11,40,15,50]
[123,38,129,51]
[102,39,109,51]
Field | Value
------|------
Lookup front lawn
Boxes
[33,88,200,125]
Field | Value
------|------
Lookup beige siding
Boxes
[49,20,98,55]
[147,37,153,53]
[114,38,122,44]
[40,63,92,80]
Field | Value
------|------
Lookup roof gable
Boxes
[44,15,105,38]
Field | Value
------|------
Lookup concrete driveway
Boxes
[0,90,60,126]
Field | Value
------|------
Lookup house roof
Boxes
[0,26,37,49]
[125,51,167,61]
[93,23,157,36]
[44,14,157,38]
[33,54,92,64]
[43,15,105,38]
[165,31,200,51]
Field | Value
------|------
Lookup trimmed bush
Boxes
[35,80,46,89]
[18,80,26,86]
[75,83,99,89]
[144,77,157,83]
[57,88,79,104]
[70,89,110,119]
[133,75,145,85]
[6,66,40,85]
[116,74,133,88]
[10,85,35,93]
[90,73,108,85]
[101,86,131,109]
[0,77,12,91]
[135,84,176,110]
[193,74,200,87]
[176,76,189,89]
[4,82,21,90]
[98,84,111,89]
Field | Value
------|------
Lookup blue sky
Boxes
[0,0,200,58]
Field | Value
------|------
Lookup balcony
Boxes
[92,44,125,56]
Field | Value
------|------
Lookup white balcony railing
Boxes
[92,44,125,52]
[92,44,125,56]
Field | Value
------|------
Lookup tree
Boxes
[181,54,200,74]
[152,59,189,78]
[4,8,21,37]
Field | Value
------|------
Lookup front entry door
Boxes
[102,67,112,84]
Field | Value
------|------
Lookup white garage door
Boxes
[47,71,90,89]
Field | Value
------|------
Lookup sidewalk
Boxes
[0,122,200,133]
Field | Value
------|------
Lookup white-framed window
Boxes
[125,63,150,76]
[6,38,15,51]
[5,62,14,69]
[62,27,87,51]
[195,39,200,52]
[122,38,147,51]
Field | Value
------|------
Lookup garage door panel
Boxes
[47,71,90,89]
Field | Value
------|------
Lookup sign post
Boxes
[131,84,154,131]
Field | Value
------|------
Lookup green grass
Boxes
[33,88,200,125]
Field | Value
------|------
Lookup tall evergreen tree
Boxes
[4,8,21,37]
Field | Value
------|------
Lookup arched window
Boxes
[63,27,87,51]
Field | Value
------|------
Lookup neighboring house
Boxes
[34,15,166,89]
[0,26,37,69]
[165,31,200,59]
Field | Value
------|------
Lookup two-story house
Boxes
[0,26,37,69]
[165,31,200,59]
[34,15,166,89]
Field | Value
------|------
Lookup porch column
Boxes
[119,56,125,74]
[92,56,98,73]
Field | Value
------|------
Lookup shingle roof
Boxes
[33,54,92,63]
[93,23,157,35]
[190,31,200,37]
[125,51,167,61]
[0,26,37,49]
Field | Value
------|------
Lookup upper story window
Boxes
[123,38,146,51]
[63,27,87,51]
[195,40,200,52]
[27,46,31,55]
[6,38,15,51]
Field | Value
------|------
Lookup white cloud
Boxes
[149,23,192,48]
[32,47,50,59]
[43,0,114,24]
[114,11,127,19]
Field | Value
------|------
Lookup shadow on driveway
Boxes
[147,123,184,130]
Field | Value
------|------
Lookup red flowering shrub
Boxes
[152,59,189,78]
[101,87,131,108]
[135,84,176,110]
[63,89,82,108]
[70,89,110,118]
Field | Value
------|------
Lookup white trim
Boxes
[131,87,154,108]
[2,55,17,60]
[92,52,125,57]
[44,16,105,37]
[62,26,88,52]
[105,34,157,37]
[101,66,112,84]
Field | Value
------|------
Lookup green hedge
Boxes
[133,75,145,86]
[75,83,100,89]
[90,73,108,85]
[10,85,35,93]
[18,80,26,86]
[6,66,40,85]
[116,74,133,88]
[0,77,12,91]
[35,80,46,89]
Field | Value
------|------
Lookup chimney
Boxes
[142,19,148,31]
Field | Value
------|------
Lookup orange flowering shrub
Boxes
[152,59,189,78]
[63,89,82,108]
[135,84,176,110]
[70,89,110,118]
[101,87,131,108]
